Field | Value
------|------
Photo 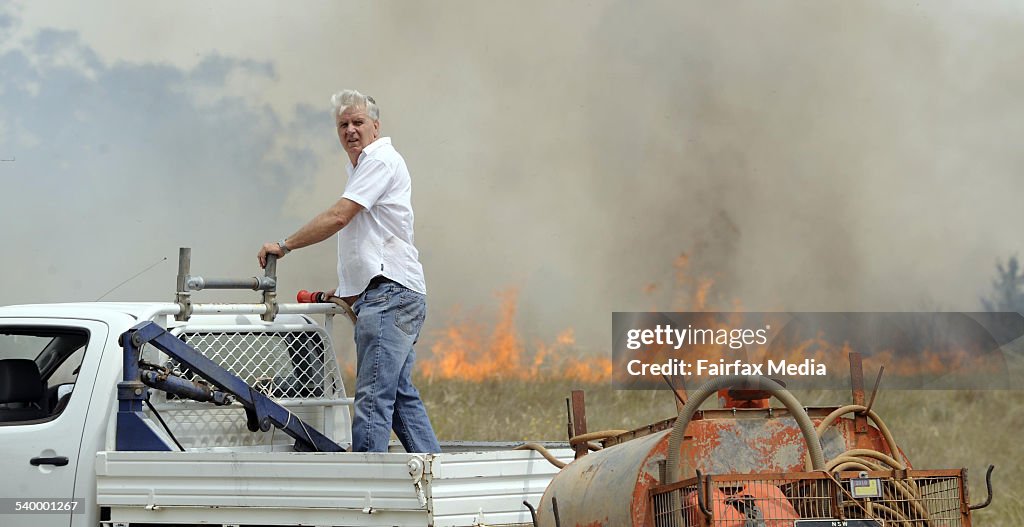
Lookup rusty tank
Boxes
[534,375,911,527]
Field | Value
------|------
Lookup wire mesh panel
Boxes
[144,326,348,449]
[651,470,969,527]
[911,474,968,525]
[176,330,342,398]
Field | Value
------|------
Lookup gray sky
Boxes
[2,1,1023,356]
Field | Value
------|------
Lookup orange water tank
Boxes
[535,406,908,527]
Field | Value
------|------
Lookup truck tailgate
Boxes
[96,448,572,526]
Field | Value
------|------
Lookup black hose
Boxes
[970,465,995,510]
[523,500,540,527]
[144,395,185,451]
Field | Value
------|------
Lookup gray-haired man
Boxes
[258,89,440,453]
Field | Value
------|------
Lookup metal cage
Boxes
[650,469,970,527]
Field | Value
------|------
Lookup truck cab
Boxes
[0,301,569,527]
[0,303,130,527]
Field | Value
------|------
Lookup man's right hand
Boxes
[258,242,285,269]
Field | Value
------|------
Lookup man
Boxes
[258,89,440,453]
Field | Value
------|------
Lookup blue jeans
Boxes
[350,279,440,453]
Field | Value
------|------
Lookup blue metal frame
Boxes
[117,321,344,452]
[117,325,171,451]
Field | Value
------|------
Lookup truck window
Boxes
[0,327,89,424]
[0,334,53,360]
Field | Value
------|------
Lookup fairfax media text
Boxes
[625,358,827,377]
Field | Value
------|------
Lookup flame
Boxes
[659,251,724,312]
[421,289,611,383]
[693,279,714,312]
[626,254,1009,388]
[408,250,1008,388]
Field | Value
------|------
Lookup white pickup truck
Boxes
[0,256,571,527]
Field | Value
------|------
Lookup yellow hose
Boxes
[811,405,931,525]
[325,296,358,324]
[567,429,628,447]
[514,430,626,469]
[813,404,901,461]
[514,443,567,469]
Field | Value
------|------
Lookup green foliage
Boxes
[982,256,1024,313]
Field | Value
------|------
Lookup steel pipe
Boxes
[187,276,277,291]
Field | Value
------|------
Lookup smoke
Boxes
[3,2,1024,354]
[340,1,1024,349]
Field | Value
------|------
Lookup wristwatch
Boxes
[277,238,291,254]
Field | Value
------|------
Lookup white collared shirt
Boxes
[335,137,427,297]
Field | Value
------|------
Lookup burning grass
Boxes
[419,288,612,383]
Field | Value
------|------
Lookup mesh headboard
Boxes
[144,324,350,449]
